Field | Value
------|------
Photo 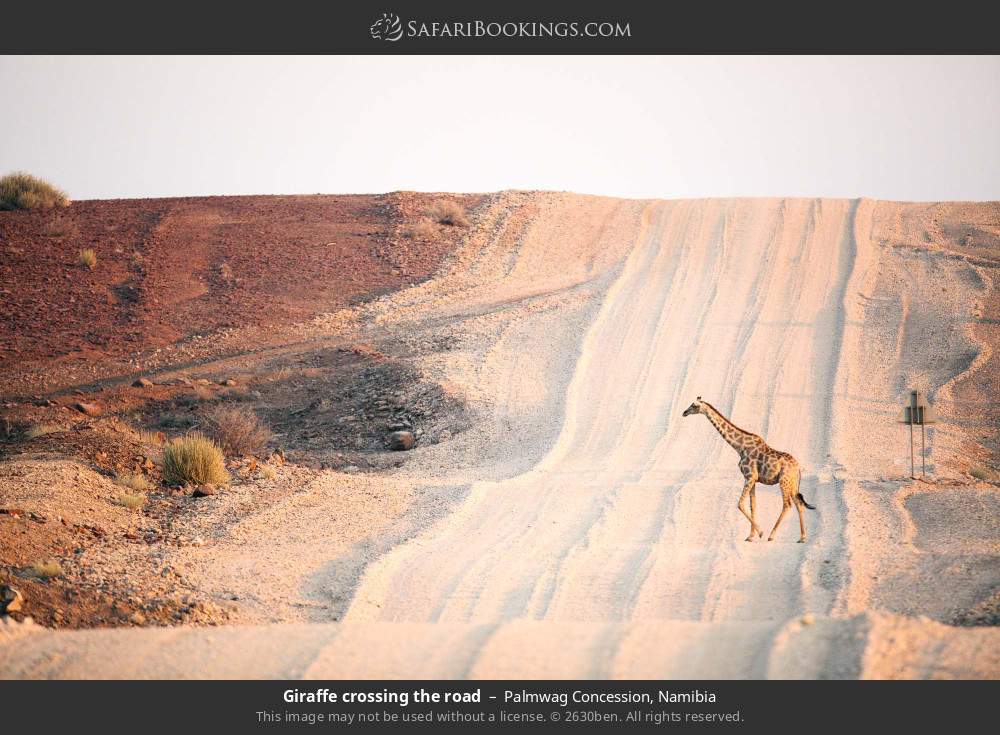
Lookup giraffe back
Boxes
[741,438,798,485]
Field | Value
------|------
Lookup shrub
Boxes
[115,471,152,492]
[0,172,70,211]
[269,366,295,383]
[28,559,64,579]
[427,200,470,227]
[158,413,194,430]
[78,248,97,269]
[219,384,251,402]
[161,433,229,486]
[403,218,438,240]
[970,465,998,482]
[203,406,272,457]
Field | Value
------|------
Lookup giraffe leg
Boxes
[795,488,806,544]
[794,495,807,543]
[781,470,807,543]
[750,487,763,538]
[767,499,792,541]
[738,478,760,541]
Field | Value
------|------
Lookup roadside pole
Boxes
[900,390,936,480]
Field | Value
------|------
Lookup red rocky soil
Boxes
[0,192,483,630]
[0,192,482,395]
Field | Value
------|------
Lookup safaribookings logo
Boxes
[369,12,631,42]
[370,12,403,41]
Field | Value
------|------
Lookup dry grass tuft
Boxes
[78,248,97,269]
[27,559,64,579]
[42,216,69,238]
[115,491,147,510]
[0,172,70,211]
[203,405,272,457]
[158,413,194,430]
[403,218,439,240]
[269,366,295,383]
[161,433,229,487]
[219,383,251,402]
[427,200,470,227]
[25,423,60,440]
[115,471,153,492]
[970,464,998,482]
[192,385,215,402]
[134,429,166,446]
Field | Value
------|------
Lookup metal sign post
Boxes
[899,391,936,479]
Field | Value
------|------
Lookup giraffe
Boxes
[682,396,815,542]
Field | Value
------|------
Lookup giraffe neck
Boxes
[702,403,752,454]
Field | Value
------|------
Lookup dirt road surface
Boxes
[2,193,998,678]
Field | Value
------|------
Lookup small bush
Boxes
[265,366,295,384]
[219,384,251,402]
[158,413,194,430]
[42,216,68,237]
[0,172,70,211]
[28,559,64,579]
[116,491,147,510]
[427,200,470,227]
[970,465,998,482]
[1,419,24,440]
[25,423,60,440]
[115,471,152,492]
[78,248,97,269]
[203,406,272,457]
[161,433,229,486]
[134,429,166,446]
[404,218,438,240]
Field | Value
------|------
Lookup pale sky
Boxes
[2,55,998,201]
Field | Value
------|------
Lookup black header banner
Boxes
[2,1,998,54]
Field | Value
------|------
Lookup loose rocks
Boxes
[73,401,102,417]
[1,585,24,614]
[386,430,416,451]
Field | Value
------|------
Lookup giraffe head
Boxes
[682,396,705,417]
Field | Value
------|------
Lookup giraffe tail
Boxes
[795,467,816,509]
